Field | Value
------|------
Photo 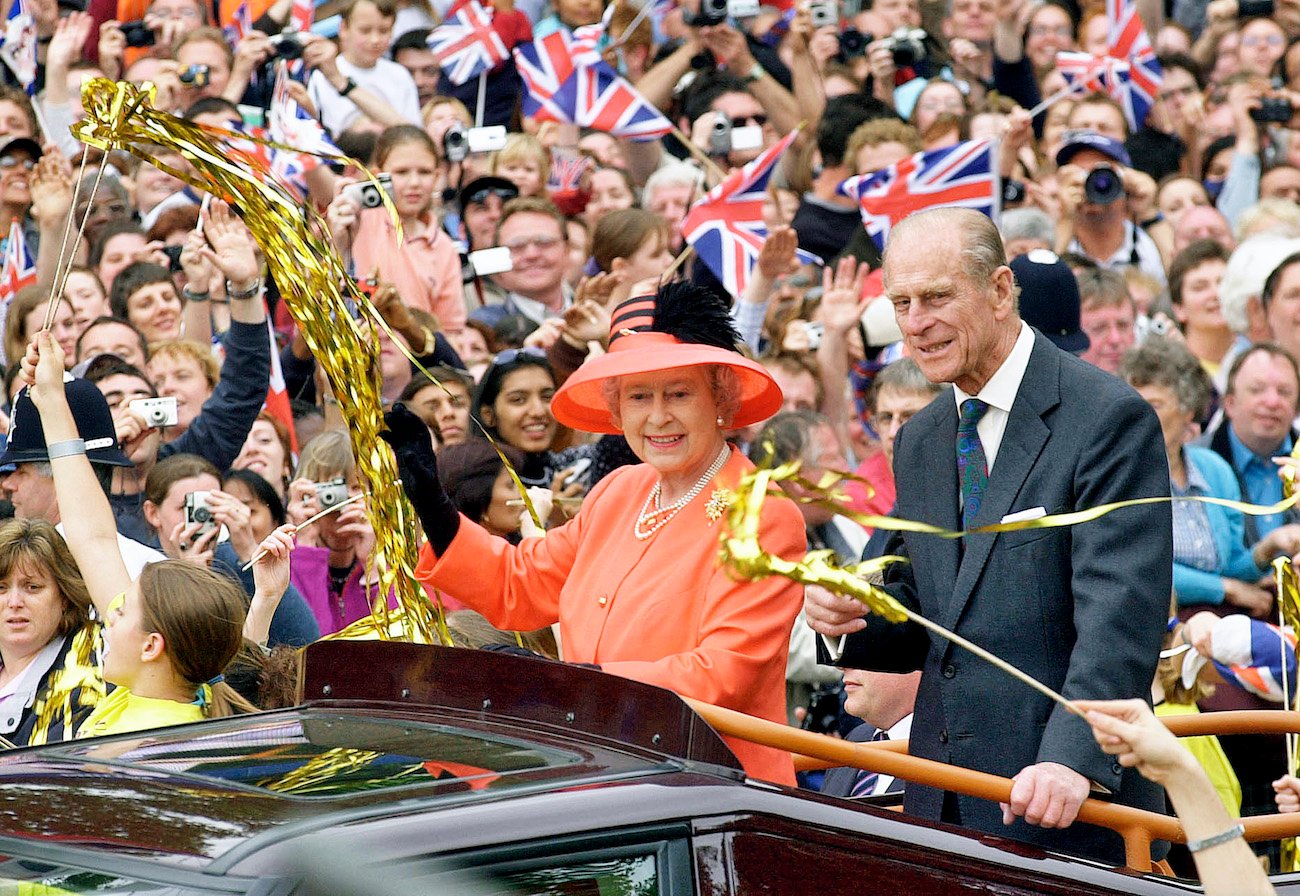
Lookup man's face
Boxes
[1151,67,1199,132]
[2,464,59,522]
[77,321,146,368]
[886,219,1016,394]
[943,0,995,44]
[1262,166,1300,203]
[395,46,440,106]
[174,39,231,101]
[96,372,160,466]
[1079,301,1136,373]
[770,367,818,412]
[1224,351,1300,453]
[874,385,936,467]
[647,182,695,248]
[147,353,212,431]
[1067,147,1127,220]
[1173,207,1234,253]
[873,0,920,30]
[494,212,566,298]
[1267,263,1300,361]
[1066,104,1127,141]
[710,91,774,163]
[462,193,506,250]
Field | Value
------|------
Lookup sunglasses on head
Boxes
[467,186,519,206]
[492,346,547,366]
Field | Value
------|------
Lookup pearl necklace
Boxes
[634,444,731,541]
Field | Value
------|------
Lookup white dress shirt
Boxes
[952,320,1035,476]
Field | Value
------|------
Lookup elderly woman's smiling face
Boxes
[617,366,726,487]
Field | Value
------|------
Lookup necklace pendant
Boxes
[705,486,732,524]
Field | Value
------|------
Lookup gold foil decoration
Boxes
[74,78,445,645]
[720,462,1081,714]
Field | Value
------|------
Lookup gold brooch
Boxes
[705,487,732,524]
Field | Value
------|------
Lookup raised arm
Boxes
[22,333,131,615]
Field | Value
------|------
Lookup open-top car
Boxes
[0,641,1298,895]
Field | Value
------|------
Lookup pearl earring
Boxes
[716,415,725,427]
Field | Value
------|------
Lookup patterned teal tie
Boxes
[957,398,990,529]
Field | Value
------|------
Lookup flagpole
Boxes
[1025,74,1090,119]
[475,70,487,127]
[661,244,693,282]
[669,123,726,184]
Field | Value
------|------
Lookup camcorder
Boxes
[129,396,179,428]
[443,125,509,163]
[1251,96,1294,123]
[708,113,764,156]
[685,0,760,27]
[462,246,513,282]
[800,682,845,736]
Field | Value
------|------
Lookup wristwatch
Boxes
[338,77,358,97]
[743,61,764,84]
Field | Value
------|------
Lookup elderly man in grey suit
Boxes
[806,207,1172,864]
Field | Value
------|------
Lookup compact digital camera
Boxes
[183,491,217,535]
[341,174,395,209]
[314,478,350,510]
[129,396,179,428]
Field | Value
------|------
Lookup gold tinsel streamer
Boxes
[74,78,445,645]
[719,462,1080,713]
[1277,443,1300,872]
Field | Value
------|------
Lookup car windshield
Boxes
[0,857,216,894]
[58,712,579,799]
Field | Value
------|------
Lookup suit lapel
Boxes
[903,397,961,605]
[942,333,1060,632]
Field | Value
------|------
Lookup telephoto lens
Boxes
[1083,165,1124,205]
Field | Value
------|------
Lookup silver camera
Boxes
[314,478,350,510]
[129,396,179,428]
[183,490,217,535]
[341,173,395,209]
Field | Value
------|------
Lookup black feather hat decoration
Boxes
[649,281,743,353]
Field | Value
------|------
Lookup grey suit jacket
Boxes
[833,330,1173,863]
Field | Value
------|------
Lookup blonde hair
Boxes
[845,119,922,171]
[493,133,551,189]
[149,340,219,389]
[295,429,356,483]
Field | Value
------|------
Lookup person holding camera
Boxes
[1055,131,1168,286]
[328,124,465,332]
[306,0,421,138]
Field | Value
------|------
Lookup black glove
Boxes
[381,403,460,554]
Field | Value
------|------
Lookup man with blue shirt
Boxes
[1203,344,1300,556]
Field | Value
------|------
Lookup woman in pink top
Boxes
[327,125,466,333]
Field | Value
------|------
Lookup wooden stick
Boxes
[661,244,694,282]
[241,492,366,571]
[43,154,109,331]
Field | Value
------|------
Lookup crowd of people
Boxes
[3,0,1300,880]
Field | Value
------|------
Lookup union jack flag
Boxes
[289,0,313,32]
[427,0,508,86]
[1055,0,1161,130]
[838,139,998,251]
[224,0,252,46]
[680,129,820,298]
[0,218,34,362]
[514,28,671,141]
[548,150,592,193]
[268,61,337,197]
[0,0,37,94]
[1107,0,1161,129]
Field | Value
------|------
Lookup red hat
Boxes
[551,284,784,435]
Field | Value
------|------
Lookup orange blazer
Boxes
[416,448,806,784]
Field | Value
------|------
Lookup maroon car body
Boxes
[0,641,1292,895]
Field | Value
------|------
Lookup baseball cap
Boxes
[0,136,42,163]
[1054,129,1131,168]
[457,176,519,212]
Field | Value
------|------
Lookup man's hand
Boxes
[1001,761,1090,829]
[199,198,260,290]
[699,23,756,72]
[804,584,868,636]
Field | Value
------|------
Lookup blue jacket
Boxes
[1174,444,1264,606]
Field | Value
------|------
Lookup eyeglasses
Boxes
[492,346,547,366]
[504,234,564,253]
[917,98,965,113]
[1242,34,1285,47]
[147,5,200,19]
[1028,24,1073,38]
[467,186,518,206]
[0,156,34,171]
[736,114,768,127]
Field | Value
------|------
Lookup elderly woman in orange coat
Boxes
[383,283,806,784]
